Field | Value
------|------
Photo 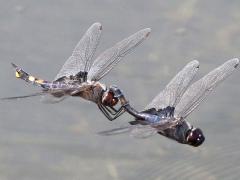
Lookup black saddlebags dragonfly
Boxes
[100,58,239,147]
[2,23,151,120]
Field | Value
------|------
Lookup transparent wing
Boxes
[88,28,151,81]
[54,22,102,81]
[1,92,67,104]
[41,84,93,103]
[174,58,239,119]
[40,94,67,104]
[145,60,200,110]
[98,124,158,139]
[98,125,132,136]
[1,92,46,100]
[1,85,91,103]
[130,124,158,138]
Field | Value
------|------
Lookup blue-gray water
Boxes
[0,1,240,180]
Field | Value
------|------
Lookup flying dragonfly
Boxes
[100,58,239,147]
[2,23,151,120]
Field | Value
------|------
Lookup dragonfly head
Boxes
[186,128,205,147]
[102,90,118,107]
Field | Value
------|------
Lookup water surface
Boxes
[0,1,240,180]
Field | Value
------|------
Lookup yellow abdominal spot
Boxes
[35,79,44,84]
[28,76,35,82]
[15,71,21,78]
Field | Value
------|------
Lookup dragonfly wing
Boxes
[87,28,151,81]
[2,84,91,103]
[98,125,132,136]
[1,92,46,100]
[54,22,102,81]
[130,124,158,139]
[40,94,67,104]
[145,60,199,110]
[39,85,91,104]
[98,124,157,138]
[1,90,67,103]
[174,58,239,119]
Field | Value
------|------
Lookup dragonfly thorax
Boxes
[55,71,88,84]
[71,71,88,82]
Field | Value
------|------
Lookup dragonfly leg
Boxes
[110,106,125,119]
[104,104,126,118]
[98,103,115,121]
[105,105,123,115]
[98,103,125,121]
[103,104,125,121]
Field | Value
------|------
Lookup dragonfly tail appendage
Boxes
[11,63,50,89]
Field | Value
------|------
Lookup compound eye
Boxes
[102,91,115,106]
[187,128,205,147]
[110,97,118,106]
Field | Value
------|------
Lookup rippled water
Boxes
[0,1,240,180]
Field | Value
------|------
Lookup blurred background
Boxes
[0,0,240,180]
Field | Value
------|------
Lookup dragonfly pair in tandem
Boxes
[3,22,151,121]
[100,58,239,147]
[3,23,240,147]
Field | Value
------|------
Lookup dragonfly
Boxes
[100,58,239,147]
[2,22,151,120]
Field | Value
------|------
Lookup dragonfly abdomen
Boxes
[142,113,161,123]
[11,63,76,92]
[12,63,51,89]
